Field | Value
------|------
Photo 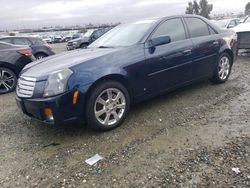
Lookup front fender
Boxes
[68,66,129,91]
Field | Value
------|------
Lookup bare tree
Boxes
[245,2,250,15]
[185,0,213,19]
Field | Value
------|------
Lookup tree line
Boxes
[186,0,250,19]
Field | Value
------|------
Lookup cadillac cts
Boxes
[16,15,237,131]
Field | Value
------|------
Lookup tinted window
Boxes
[185,18,210,38]
[152,18,186,42]
[13,38,31,45]
[0,38,12,44]
[208,26,216,35]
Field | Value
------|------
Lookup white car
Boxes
[212,18,240,30]
[232,21,250,51]
[42,37,53,44]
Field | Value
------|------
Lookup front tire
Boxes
[86,81,130,131]
[211,53,232,84]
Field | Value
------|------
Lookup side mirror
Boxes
[227,24,234,29]
[148,36,171,53]
[150,36,171,47]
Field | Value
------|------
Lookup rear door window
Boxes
[151,18,186,42]
[185,17,210,38]
[30,38,45,45]
[13,38,32,45]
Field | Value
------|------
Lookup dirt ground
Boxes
[0,44,250,187]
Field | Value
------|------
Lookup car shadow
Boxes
[32,79,212,139]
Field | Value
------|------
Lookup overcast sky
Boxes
[0,0,248,30]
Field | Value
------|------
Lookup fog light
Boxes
[44,108,54,121]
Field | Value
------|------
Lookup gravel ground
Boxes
[0,44,250,187]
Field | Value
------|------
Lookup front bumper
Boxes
[16,90,85,125]
[66,45,76,50]
[66,43,80,50]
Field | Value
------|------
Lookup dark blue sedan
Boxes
[16,15,237,131]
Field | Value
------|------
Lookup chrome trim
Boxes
[20,76,37,82]
[16,77,36,98]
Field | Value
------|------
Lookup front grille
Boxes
[237,32,250,49]
[16,76,36,98]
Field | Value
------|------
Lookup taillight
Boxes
[18,49,33,56]
[44,43,52,49]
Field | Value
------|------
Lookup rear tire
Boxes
[86,81,130,131]
[35,53,48,60]
[80,43,89,48]
[0,67,17,94]
[211,53,232,84]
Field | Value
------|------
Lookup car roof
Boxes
[132,14,210,25]
[0,41,12,45]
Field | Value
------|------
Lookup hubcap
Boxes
[218,56,230,80]
[0,69,15,93]
[94,88,126,126]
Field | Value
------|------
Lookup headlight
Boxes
[43,69,73,97]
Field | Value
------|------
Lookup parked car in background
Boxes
[212,18,240,29]
[0,36,55,59]
[42,36,53,44]
[232,22,250,53]
[53,36,63,43]
[66,28,112,50]
[0,42,35,94]
[16,15,237,131]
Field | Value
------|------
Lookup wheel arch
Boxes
[0,61,19,75]
[80,42,89,47]
[34,52,48,57]
[220,49,234,65]
[85,74,133,105]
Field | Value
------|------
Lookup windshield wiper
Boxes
[98,46,114,48]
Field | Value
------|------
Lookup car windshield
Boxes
[215,19,230,28]
[89,21,155,48]
[72,34,81,39]
[83,30,95,37]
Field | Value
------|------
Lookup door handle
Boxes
[182,49,192,55]
[213,41,219,45]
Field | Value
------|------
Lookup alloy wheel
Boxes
[0,68,15,93]
[218,56,230,80]
[94,88,126,126]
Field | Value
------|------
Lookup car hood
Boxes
[232,23,250,32]
[21,48,120,80]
